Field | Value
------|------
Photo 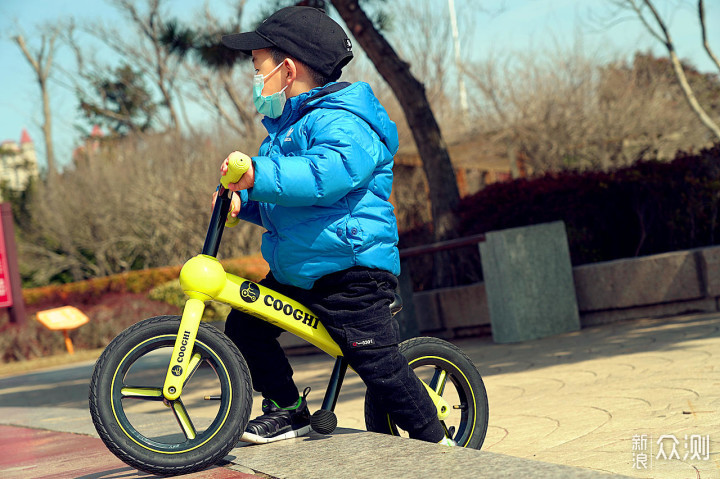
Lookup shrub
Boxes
[0,293,178,362]
[16,132,265,287]
[22,255,268,309]
[455,144,720,266]
[148,281,231,323]
[3,255,269,363]
[22,265,183,308]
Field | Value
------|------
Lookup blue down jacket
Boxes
[237,81,400,289]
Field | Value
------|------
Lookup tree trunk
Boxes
[14,33,57,177]
[332,0,460,237]
[40,77,55,176]
[154,46,180,131]
[332,0,470,287]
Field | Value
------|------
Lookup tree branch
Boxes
[641,0,674,49]
[14,35,42,77]
[637,0,720,140]
[698,0,720,73]
[13,30,58,175]
[622,0,665,44]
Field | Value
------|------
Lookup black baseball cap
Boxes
[221,6,353,78]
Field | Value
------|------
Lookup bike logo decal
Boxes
[263,293,320,330]
[240,281,260,303]
[172,365,183,376]
[176,330,191,363]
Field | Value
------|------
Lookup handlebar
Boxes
[220,152,251,189]
[203,152,251,256]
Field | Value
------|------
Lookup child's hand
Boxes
[221,151,255,191]
[210,190,242,225]
[228,191,241,219]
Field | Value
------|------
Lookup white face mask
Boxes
[253,62,288,118]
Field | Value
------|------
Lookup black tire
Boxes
[364,337,488,449]
[89,316,252,476]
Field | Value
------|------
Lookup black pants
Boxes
[223,267,444,442]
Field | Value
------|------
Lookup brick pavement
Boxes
[284,312,720,478]
[1,312,719,478]
[464,312,720,478]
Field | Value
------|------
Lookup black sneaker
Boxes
[240,388,311,444]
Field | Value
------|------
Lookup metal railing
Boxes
[399,233,486,259]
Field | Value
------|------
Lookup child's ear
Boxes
[284,58,298,82]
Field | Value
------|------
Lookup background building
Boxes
[0,129,39,200]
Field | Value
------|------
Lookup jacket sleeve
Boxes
[248,112,384,207]
[236,190,263,226]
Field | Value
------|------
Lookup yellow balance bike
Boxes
[88,155,489,475]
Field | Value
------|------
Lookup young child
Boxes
[217,6,449,446]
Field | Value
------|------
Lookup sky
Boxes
[1,0,718,170]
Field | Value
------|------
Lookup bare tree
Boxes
[612,0,720,140]
[18,132,263,285]
[389,0,453,125]
[468,47,717,173]
[13,29,59,176]
[331,0,460,234]
[173,2,261,138]
[79,0,186,132]
[183,66,259,136]
[698,0,720,72]
[332,0,467,286]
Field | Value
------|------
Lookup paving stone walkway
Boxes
[1,312,719,478]
[285,312,720,478]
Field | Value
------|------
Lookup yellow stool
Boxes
[36,306,90,354]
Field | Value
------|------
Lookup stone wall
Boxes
[408,244,720,340]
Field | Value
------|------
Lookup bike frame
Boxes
[162,186,449,419]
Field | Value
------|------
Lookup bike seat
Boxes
[389,293,403,316]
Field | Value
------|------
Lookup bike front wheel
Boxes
[89,315,252,475]
[364,336,489,449]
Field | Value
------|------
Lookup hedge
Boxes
[22,255,269,309]
[456,144,720,266]
[1,255,269,363]
[398,144,720,290]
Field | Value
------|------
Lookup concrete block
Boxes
[573,250,703,312]
[436,283,490,329]
[698,245,720,297]
[412,290,444,333]
[479,221,580,343]
[396,265,420,340]
[579,298,717,327]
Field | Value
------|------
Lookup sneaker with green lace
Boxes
[438,426,457,446]
[240,388,311,444]
[438,436,457,446]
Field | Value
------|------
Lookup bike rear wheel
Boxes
[89,315,252,475]
[364,337,488,449]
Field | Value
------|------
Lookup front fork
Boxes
[423,380,451,420]
[163,254,227,401]
[162,298,206,400]
[162,183,235,401]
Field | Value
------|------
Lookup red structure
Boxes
[19,128,32,145]
[0,203,26,324]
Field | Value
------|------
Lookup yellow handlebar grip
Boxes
[226,212,240,228]
[221,152,251,188]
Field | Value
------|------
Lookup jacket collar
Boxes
[262,82,352,133]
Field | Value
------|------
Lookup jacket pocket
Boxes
[342,314,399,350]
